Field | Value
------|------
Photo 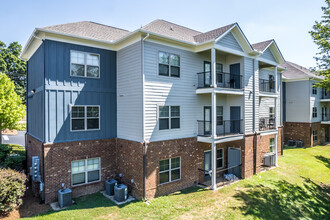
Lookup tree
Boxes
[0,73,25,144]
[0,41,26,104]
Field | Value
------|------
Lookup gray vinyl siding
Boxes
[310,80,322,123]
[43,40,117,143]
[259,69,274,80]
[261,48,276,63]
[117,41,143,142]
[244,57,254,133]
[27,43,44,141]
[216,32,243,52]
[254,59,260,131]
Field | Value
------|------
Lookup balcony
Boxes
[259,79,276,96]
[321,114,330,124]
[196,72,243,95]
[197,119,243,137]
[259,117,275,131]
[321,91,330,101]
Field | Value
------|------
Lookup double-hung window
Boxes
[313,130,317,141]
[269,107,275,119]
[159,106,180,130]
[158,52,180,77]
[159,157,181,184]
[269,138,275,153]
[312,107,317,118]
[71,106,100,131]
[71,51,100,78]
[312,83,317,95]
[216,149,224,168]
[217,106,223,126]
[71,158,100,186]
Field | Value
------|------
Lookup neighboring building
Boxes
[282,61,326,147]
[21,20,285,204]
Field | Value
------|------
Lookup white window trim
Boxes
[270,138,275,153]
[159,157,181,185]
[70,50,100,79]
[158,105,181,130]
[70,105,100,132]
[216,106,224,126]
[205,149,224,170]
[269,107,275,119]
[71,157,101,187]
[158,50,181,78]
[313,130,318,141]
[312,107,317,118]
[312,83,317,95]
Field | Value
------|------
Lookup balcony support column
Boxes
[211,48,217,88]
[274,66,278,166]
[211,88,217,190]
[211,141,217,190]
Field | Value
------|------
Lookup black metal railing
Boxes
[197,71,243,89]
[198,164,242,187]
[259,79,275,93]
[321,89,330,99]
[259,117,275,131]
[322,114,330,121]
[197,119,243,137]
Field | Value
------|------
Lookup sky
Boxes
[0,0,326,68]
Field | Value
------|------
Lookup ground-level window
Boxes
[217,149,224,168]
[71,105,100,131]
[313,130,318,141]
[159,157,181,184]
[270,138,275,153]
[71,158,100,186]
[312,107,317,118]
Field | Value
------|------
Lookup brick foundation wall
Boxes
[243,134,255,178]
[284,122,312,147]
[311,122,322,146]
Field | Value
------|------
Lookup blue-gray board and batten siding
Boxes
[27,40,117,144]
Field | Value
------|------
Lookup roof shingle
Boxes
[193,23,236,43]
[280,61,322,80]
[252,39,273,52]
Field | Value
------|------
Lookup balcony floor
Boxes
[196,87,244,95]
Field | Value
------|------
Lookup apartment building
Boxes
[22,20,285,203]
[282,61,326,146]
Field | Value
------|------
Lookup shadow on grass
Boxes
[315,155,330,169]
[232,177,330,220]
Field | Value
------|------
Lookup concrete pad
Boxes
[101,191,135,205]
[50,200,75,211]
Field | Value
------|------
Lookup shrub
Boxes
[0,144,25,171]
[0,168,26,215]
[0,144,11,162]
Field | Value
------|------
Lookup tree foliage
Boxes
[0,73,25,144]
[0,41,26,104]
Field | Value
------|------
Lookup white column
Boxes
[211,142,217,190]
[274,66,278,166]
[211,48,216,88]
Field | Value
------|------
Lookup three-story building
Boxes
[22,20,285,203]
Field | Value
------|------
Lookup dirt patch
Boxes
[1,129,17,135]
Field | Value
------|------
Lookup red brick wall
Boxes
[311,122,322,146]
[243,134,255,178]
[284,122,312,147]
[43,138,117,203]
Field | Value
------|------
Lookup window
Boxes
[269,107,275,119]
[159,157,181,184]
[216,149,224,168]
[159,106,180,130]
[312,107,317,118]
[71,106,100,131]
[71,158,100,186]
[217,106,223,126]
[158,52,180,77]
[216,63,224,83]
[312,83,317,95]
[269,75,275,90]
[313,130,317,141]
[270,138,275,153]
[71,51,100,78]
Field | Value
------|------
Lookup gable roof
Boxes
[252,39,285,64]
[280,61,323,80]
[193,23,236,43]
[252,39,273,52]
[42,21,131,42]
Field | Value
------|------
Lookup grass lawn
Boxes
[26,146,330,220]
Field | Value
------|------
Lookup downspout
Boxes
[41,39,46,203]
[142,33,149,201]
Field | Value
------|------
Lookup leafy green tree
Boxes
[310,0,330,88]
[0,73,25,144]
[0,41,26,104]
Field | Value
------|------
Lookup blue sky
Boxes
[0,0,325,68]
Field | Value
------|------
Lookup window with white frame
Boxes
[216,149,224,168]
[158,51,180,77]
[71,158,100,186]
[270,138,275,153]
[313,130,317,141]
[159,157,181,184]
[159,106,180,130]
[312,107,317,118]
[312,83,317,95]
[269,107,275,119]
[71,106,100,131]
[217,106,223,126]
[71,51,100,78]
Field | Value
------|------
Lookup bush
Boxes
[14,123,26,131]
[0,144,25,171]
[0,168,26,215]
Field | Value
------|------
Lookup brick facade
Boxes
[27,129,283,203]
[284,122,323,147]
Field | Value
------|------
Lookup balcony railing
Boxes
[197,119,243,137]
[197,71,243,89]
[259,117,275,131]
[321,92,330,99]
[259,79,275,93]
[322,114,330,121]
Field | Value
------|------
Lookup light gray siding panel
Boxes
[244,57,254,133]
[261,48,276,63]
[216,32,243,52]
[117,41,143,142]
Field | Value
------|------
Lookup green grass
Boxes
[26,146,330,220]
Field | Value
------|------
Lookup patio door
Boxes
[204,107,211,136]
[204,151,212,179]
[204,61,211,87]
[230,63,240,89]
[230,106,241,134]
[228,148,241,178]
